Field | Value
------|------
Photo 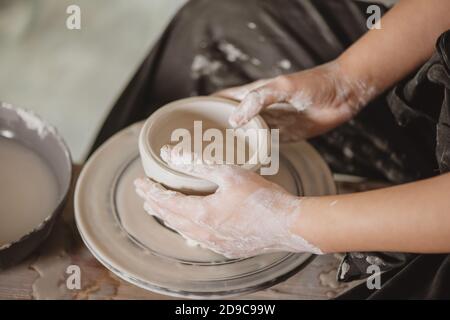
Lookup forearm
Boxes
[294,173,450,254]
[338,0,450,96]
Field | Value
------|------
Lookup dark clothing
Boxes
[91,0,450,299]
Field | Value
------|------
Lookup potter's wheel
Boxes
[74,122,336,298]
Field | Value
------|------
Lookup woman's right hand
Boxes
[216,60,376,142]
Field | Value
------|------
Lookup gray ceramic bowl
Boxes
[0,102,72,269]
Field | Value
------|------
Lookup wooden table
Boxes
[0,166,387,300]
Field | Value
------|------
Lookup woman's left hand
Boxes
[135,145,322,259]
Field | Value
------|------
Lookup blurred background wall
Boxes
[0,0,185,162]
[0,0,396,163]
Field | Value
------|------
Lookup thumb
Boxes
[229,87,287,127]
[214,79,271,101]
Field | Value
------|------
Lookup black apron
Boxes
[90,0,450,299]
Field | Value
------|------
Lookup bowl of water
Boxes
[0,102,72,269]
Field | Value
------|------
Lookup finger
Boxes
[213,79,271,101]
[145,199,229,253]
[140,187,261,260]
[142,197,212,244]
[135,177,219,224]
[229,86,289,127]
[160,145,248,186]
[262,108,298,127]
[213,86,248,101]
[136,179,240,255]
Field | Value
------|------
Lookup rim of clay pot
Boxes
[0,102,72,268]
[138,96,270,193]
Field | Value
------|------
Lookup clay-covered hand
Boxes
[216,60,376,142]
[134,146,322,259]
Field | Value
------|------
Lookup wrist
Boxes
[334,56,379,110]
[286,197,328,255]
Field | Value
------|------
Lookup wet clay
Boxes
[0,137,59,246]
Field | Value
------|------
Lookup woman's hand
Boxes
[134,145,322,259]
[216,60,376,142]
[136,148,450,256]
